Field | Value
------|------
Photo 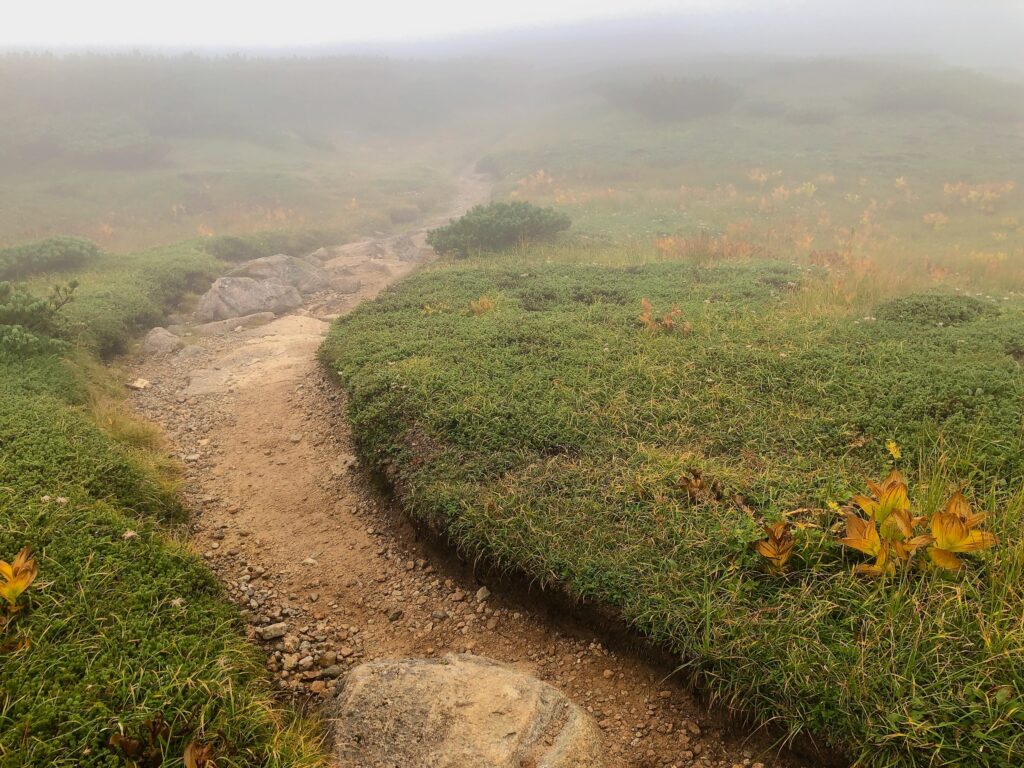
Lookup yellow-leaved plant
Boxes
[926,491,998,572]
[838,470,997,576]
[0,547,38,615]
[755,521,795,574]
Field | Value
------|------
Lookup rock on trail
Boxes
[142,326,180,355]
[196,276,303,321]
[334,654,604,768]
[229,253,331,294]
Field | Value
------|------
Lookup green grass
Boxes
[1,244,323,766]
[321,256,1024,767]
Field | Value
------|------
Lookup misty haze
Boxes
[1,3,1022,768]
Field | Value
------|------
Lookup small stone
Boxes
[475,586,491,602]
[321,665,344,679]
[125,378,151,391]
[289,433,303,443]
[258,622,288,641]
[388,608,404,622]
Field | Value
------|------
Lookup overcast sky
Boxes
[2,0,1021,72]
[2,0,750,48]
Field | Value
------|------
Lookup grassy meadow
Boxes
[321,61,1024,767]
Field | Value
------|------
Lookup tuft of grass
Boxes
[322,255,1024,767]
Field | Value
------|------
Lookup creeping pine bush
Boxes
[0,237,99,281]
[0,281,76,356]
[203,230,332,262]
[426,201,570,257]
[875,292,997,326]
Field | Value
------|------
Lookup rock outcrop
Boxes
[229,254,330,294]
[332,653,604,768]
[196,277,302,322]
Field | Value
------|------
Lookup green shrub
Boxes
[387,204,420,225]
[603,76,741,122]
[0,281,77,356]
[203,231,331,263]
[0,237,99,281]
[426,202,570,258]
[876,293,998,326]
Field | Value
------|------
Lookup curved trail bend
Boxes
[128,173,808,768]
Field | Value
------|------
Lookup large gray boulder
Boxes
[332,654,603,768]
[229,254,329,294]
[195,277,302,322]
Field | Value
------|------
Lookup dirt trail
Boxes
[128,173,810,768]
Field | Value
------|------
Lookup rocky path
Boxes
[126,173,810,768]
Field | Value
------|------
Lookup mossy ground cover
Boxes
[321,256,1024,767]
[1,242,322,766]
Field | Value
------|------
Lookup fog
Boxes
[3,1,1023,74]
[2,1,1022,249]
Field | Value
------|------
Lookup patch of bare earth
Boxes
[126,174,815,768]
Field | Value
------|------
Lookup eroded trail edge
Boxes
[128,174,804,768]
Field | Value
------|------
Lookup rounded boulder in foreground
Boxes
[333,653,604,767]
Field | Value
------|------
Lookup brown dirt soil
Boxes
[126,173,819,768]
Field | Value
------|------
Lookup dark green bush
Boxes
[0,237,99,281]
[203,231,331,262]
[604,77,741,122]
[876,293,998,326]
[0,281,77,356]
[427,201,570,258]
